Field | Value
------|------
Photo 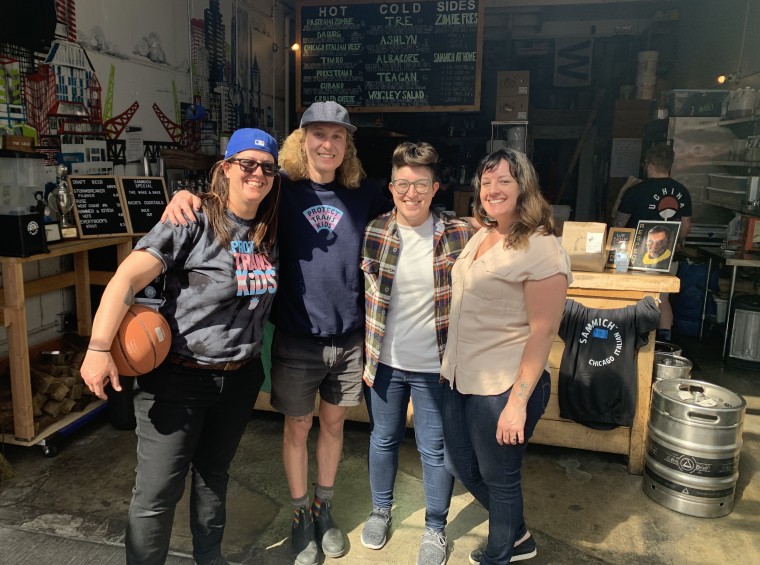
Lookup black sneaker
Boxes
[312,498,346,558]
[291,506,318,565]
[468,531,537,564]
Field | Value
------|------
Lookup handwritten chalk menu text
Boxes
[297,0,483,112]
[119,177,169,235]
[69,176,129,237]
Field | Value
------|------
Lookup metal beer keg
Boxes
[653,353,692,381]
[643,379,746,518]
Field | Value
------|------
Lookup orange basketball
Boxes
[110,304,171,376]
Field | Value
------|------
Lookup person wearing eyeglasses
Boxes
[81,128,280,565]
[360,142,473,565]
[161,102,391,565]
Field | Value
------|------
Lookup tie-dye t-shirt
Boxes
[134,209,278,363]
[271,175,390,338]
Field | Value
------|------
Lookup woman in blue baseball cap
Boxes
[81,128,281,565]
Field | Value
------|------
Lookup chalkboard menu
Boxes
[296,0,483,112]
[119,177,169,235]
[68,176,130,238]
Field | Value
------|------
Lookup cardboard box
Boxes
[1,135,35,153]
[612,99,654,137]
[453,190,474,218]
[496,71,530,97]
[495,95,529,121]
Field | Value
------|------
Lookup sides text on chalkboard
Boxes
[68,176,130,238]
[119,177,169,235]
[296,0,484,112]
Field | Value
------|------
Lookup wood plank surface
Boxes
[571,270,680,293]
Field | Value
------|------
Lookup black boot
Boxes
[313,498,346,558]
[291,506,318,565]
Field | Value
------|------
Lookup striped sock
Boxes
[312,485,334,516]
[291,495,310,524]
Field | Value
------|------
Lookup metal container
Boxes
[655,341,682,357]
[643,379,746,518]
[728,294,760,370]
[653,353,692,381]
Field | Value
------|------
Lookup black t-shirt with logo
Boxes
[558,297,660,429]
[619,178,692,226]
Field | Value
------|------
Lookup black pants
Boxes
[126,359,264,565]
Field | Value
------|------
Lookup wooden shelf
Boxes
[1,236,132,443]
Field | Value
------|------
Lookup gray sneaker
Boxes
[417,528,448,565]
[360,507,392,550]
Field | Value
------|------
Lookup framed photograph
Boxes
[630,220,681,273]
[744,217,760,252]
[44,222,62,244]
[605,227,635,268]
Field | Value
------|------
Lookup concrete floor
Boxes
[0,330,758,565]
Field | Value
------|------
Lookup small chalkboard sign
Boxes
[68,176,130,238]
[118,177,169,235]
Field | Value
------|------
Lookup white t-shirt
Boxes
[379,215,440,373]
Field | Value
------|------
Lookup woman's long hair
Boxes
[278,127,366,188]
[472,148,556,250]
[200,160,280,253]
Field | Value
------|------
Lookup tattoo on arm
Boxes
[516,380,530,402]
[123,287,135,306]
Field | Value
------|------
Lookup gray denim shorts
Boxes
[270,328,364,417]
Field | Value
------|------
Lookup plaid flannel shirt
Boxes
[361,209,473,385]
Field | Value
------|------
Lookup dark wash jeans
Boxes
[363,363,454,532]
[441,371,550,565]
[126,359,265,565]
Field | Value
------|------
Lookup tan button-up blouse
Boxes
[441,228,572,395]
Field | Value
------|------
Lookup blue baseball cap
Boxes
[225,128,278,161]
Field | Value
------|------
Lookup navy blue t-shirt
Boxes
[271,175,390,337]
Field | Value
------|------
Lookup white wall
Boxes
[0,0,293,357]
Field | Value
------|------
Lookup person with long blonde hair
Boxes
[162,102,391,565]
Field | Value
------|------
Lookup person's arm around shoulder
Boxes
[160,190,203,225]
[80,251,164,400]
[496,272,568,445]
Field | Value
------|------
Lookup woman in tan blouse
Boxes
[440,149,571,565]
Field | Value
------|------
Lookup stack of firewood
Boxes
[0,347,96,438]
[30,349,96,435]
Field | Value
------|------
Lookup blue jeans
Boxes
[126,359,265,565]
[363,363,454,532]
[441,371,550,565]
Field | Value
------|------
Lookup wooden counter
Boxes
[1,236,132,445]
[535,269,680,474]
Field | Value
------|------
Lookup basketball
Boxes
[110,304,171,376]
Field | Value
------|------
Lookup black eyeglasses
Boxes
[229,158,280,176]
[391,179,434,194]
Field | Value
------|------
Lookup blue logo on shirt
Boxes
[592,328,608,339]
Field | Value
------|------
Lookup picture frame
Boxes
[630,220,681,273]
[744,217,760,252]
[605,227,636,268]
[44,222,62,244]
